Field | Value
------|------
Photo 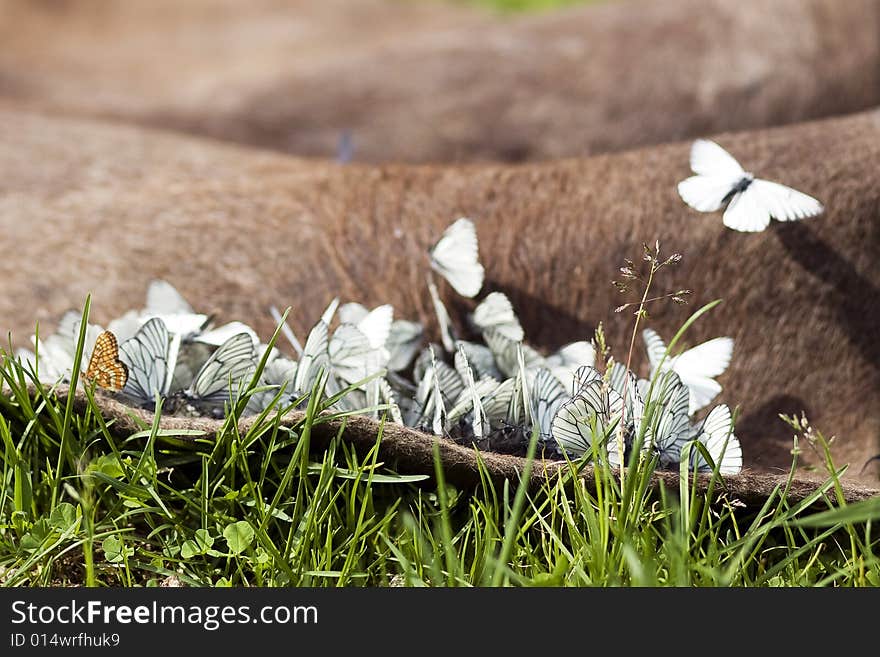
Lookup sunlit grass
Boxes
[1,343,878,587]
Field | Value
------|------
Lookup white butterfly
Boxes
[29,310,105,383]
[483,328,545,380]
[459,347,489,439]
[480,377,515,426]
[337,303,394,350]
[410,346,449,435]
[118,317,180,407]
[185,332,257,407]
[143,280,209,338]
[454,340,502,381]
[640,370,691,469]
[385,320,424,372]
[245,356,298,415]
[505,346,532,428]
[427,280,456,353]
[551,376,624,460]
[530,367,569,441]
[471,292,524,342]
[607,362,646,449]
[293,320,331,398]
[688,404,743,475]
[642,328,733,415]
[193,321,259,348]
[328,324,384,386]
[677,139,823,232]
[377,378,404,425]
[567,365,640,466]
[429,217,485,298]
[545,341,596,390]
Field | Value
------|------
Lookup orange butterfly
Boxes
[83,330,129,391]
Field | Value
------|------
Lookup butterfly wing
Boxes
[552,379,617,458]
[385,320,424,372]
[530,367,569,440]
[455,340,502,381]
[484,328,544,379]
[187,332,256,404]
[144,280,208,337]
[689,139,746,177]
[329,324,376,385]
[746,179,824,222]
[428,281,456,353]
[357,305,394,350]
[678,140,748,212]
[294,320,330,396]
[721,187,772,232]
[642,328,668,373]
[193,321,259,347]
[673,337,733,414]
[118,317,170,404]
[690,404,742,475]
[428,217,485,298]
[84,331,129,391]
[471,292,524,342]
[644,370,691,467]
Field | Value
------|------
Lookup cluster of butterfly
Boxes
[16,207,743,474]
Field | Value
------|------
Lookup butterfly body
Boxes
[721,174,754,204]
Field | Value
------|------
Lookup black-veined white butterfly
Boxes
[483,328,545,379]
[530,367,569,441]
[459,348,489,439]
[338,302,394,350]
[471,292,524,342]
[454,340,502,382]
[643,328,733,415]
[245,356,298,414]
[185,332,257,408]
[551,377,623,460]
[688,404,742,475]
[545,341,595,390]
[118,317,180,407]
[427,280,456,353]
[26,310,106,383]
[677,139,823,232]
[329,324,383,386]
[428,217,485,298]
[640,370,691,469]
[293,320,331,398]
[143,280,208,338]
[385,319,424,372]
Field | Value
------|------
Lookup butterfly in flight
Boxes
[428,217,485,298]
[83,330,129,391]
[677,139,823,232]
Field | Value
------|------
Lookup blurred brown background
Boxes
[2,0,879,162]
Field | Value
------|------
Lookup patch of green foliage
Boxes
[0,310,878,586]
